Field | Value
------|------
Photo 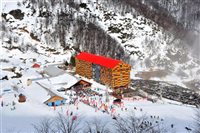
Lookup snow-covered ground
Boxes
[2,0,200,90]
[0,42,197,133]
[1,94,196,133]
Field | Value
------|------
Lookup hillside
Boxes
[1,0,200,132]
[1,0,200,90]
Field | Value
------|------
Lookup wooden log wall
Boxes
[100,66,112,86]
[111,63,131,88]
[76,58,131,89]
[75,58,92,79]
[111,64,121,88]
[121,63,131,85]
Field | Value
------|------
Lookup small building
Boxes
[27,79,32,86]
[75,52,131,89]
[44,95,66,106]
[74,79,92,89]
[57,79,91,92]
[43,66,65,77]
[32,63,40,68]
[18,94,26,103]
[71,79,92,92]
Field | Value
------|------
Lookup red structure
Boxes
[75,52,131,89]
[76,52,121,68]
[32,63,40,68]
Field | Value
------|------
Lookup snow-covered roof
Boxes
[25,83,51,103]
[43,66,65,77]
[50,73,80,88]
[38,73,80,89]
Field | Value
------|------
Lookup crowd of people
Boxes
[55,86,181,131]
[64,86,131,119]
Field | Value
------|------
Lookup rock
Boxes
[9,9,24,20]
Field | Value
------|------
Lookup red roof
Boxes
[76,52,121,68]
[32,63,40,68]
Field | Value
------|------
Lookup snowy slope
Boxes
[0,39,198,133]
[1,0,200,90]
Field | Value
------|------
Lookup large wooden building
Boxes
[75,52,131,89]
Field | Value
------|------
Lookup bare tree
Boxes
[33,118,56,133]
[113,112,166,133]
[194,108,200,133]
[33,113,82,133]
[85,118,111,133]
[56,113,82,133]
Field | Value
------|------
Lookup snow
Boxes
[1,92,55,133]
[48,73,79,87]
[43,66,65,77]
[2,1,20,13]
[36,72,80,96]
[1,45,196,132]
[163,74,187,88]
[1,87,196,133]
[1,0,199,132]
[2,0,199,88]
[25,83,51,103]
[35,72,80,100]
[1,52,197,132]
[1,84,197,133]
[123,100,195,130]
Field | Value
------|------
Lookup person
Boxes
[185,127,192,131]
[70,111,73,116]
[66,110,69,116]
[12,101,15,106]
[1,101,3,107]
[111,108,115,115]
[112,116,117,120]
[72,115,77,121]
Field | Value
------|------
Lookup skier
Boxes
[70,111,73,116]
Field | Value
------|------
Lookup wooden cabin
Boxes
[75,52,131,89]
[18,94,26,103]
[76,80,92,88]
[44,96,66,106]
[72,79,92,91]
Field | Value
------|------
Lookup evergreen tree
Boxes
[70,56,75,66]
